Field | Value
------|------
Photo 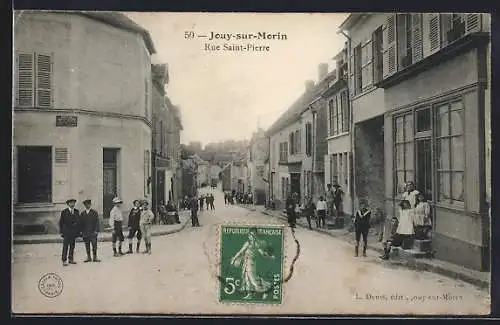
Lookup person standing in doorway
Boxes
[126,199,142,254]
[190,196,200,227]
[109,197,125,257]
[140,200,155,254]
[333,184,344,221]
[354,199,371,257]
[80,199,101,263]
[59,198,80,266]
[325,184,335,220]
[316,196,327,228]
[285,193,297,228]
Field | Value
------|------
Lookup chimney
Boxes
[305,80,315,93]
[318,63,329,81]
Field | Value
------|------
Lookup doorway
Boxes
[103,148,119,219]
[157,170,166,207]
[290,173,301,202]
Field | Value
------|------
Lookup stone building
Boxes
[340,13,491,271]
[246,128,269,205]
[13,11,155,233]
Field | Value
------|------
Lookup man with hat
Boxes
[139,199,155,254]
[332,183,344,221]
[79,199,101,262]
[126,199,143,254]
[59,198,80,266]
[109,197,125,256]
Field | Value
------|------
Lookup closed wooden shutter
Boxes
[348,49,355,98]
[36,53,52,108]
[429,13,441,54]
[53,147,69,203]
[16,53,34,107]
[412,13,423,63]
[383,14,397,78]
[465,13,481,34]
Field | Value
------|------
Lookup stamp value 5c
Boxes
[219,225,284,304]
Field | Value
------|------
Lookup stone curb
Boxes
[245,206,489,290]
[13,217,190,245]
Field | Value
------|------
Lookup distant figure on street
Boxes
[303,196,316,230]
[59,198,80,266]
[354,199,371,257]
[209,193,215,210]
[166,200,180,224]
[109,197,125,257]
[224,191,228,204]
[199,195,205,211]
[325,184,335,220]
[140,200,154,254]
[190,196,200,227]
[333,184,344,220]
[286,193,297,228]
[316,196,327,228]
[80,199,101,262]
[126,199,142,254]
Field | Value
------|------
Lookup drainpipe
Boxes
[337,29,355,220]
[311,108,316,203]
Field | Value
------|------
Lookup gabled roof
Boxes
[338,13,369,32]
[77,12,156,54]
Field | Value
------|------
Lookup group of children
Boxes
[58,196,156,266]
[294,180,432,260]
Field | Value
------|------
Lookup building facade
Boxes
[169,104,183,204]
[151,63,171,211]
[13,12,155,233]
[247,128,269,205]
[322,46,355,218]
[340,13,491,271]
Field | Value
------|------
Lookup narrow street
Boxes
[12,188,489,315]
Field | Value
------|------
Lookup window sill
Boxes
[375,32,490,89]
[14,202,58,211]
[351,86,378,100]
[326,132,350,141]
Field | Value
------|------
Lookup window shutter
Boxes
[324,154,330,192]
[17,53,34,107]
[429,13,441,54]
[13,147,17,203]
[348,50,355,98]
[383,14,397,78]
[36,53,52,108]
[53,147,69,203]
[412,13,424,62]
[465,13,481,34]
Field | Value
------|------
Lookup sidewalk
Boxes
[243,204,490,290]
[13,213,190,245]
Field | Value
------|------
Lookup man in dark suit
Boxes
[59,198,80,266]
[190,196,200,227]
[80,199,101,262]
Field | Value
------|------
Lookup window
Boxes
[279,142,288,162]
[372,27,384,83]
[328,98,335,136]
[436,100,464,203]
[394,113,414,194]
[441,13,466,46]
[16,53,53,108]
[337,95,343,133]
[353,45,362,94]
[281,177,289,199]
[289,132,295,155]
[341,91,350,132]
[331,154,338,185]
[305,122,312,156]
[397,14,413,69]
[17,146,52,203]
[296,130,301,153]
[145,79,149,119]
[160,120,164,154]
[361,40,373,89]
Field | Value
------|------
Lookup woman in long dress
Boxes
[230,228,275,299]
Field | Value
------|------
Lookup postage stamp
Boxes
[218,225,285,304]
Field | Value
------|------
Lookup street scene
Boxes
[12,11,491,315]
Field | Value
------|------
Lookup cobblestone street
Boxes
[12,190,490,315]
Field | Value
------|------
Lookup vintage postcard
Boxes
[11,11,491,315]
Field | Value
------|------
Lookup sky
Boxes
[126,12,348,146]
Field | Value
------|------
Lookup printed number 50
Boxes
[224,277,240,295]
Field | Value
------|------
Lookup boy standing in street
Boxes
[316,196,327,228]
[126,199,142,254]
[109,197,125,257]
[59,198,80,266]
[140,200,155,254]
[354,199,371,257]
[80,199,101,262]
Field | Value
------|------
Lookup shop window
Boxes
[394,113,414,194]
[17,146,52,203]
[436,100,464,203]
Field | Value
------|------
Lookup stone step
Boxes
[413,239,432,252]
[391,247,431,259]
